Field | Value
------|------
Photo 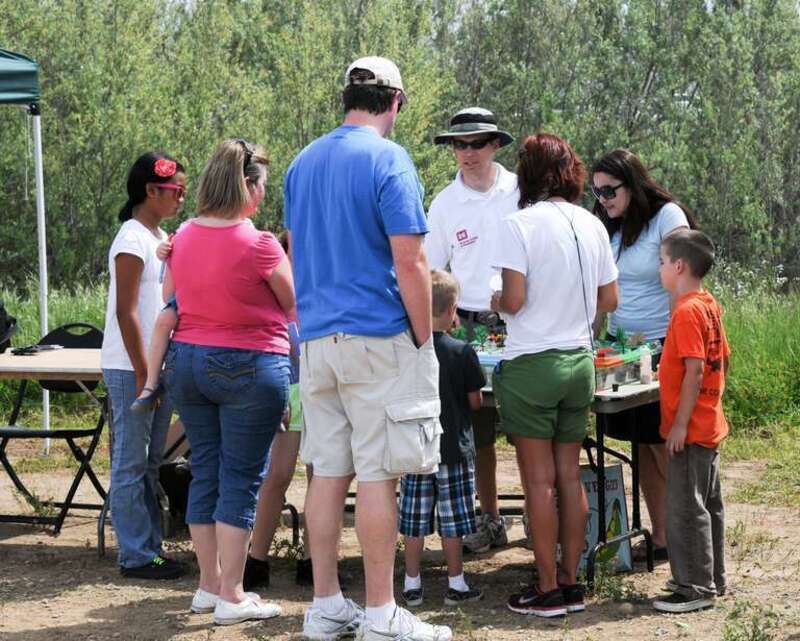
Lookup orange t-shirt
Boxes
[659,290,730,448]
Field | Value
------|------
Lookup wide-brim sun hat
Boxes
[434,107,514,147]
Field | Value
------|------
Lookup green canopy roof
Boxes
[0,49,40,105]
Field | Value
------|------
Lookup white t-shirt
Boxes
[100,219,167,371]
[492,201,618,360]
[425,163,519,311]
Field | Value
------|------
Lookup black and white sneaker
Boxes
[560,583,585,613]
[402,587,424,607]
[507,586,567,617]
[653,592,715,613]
[443,586,483,606]
[120,555,185,580]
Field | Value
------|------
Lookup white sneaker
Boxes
[357,606,452,641]
[190,588,261,614]
[213,595,282,625]
[302,598,365,640]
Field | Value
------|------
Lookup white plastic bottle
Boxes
[639,346,652,384]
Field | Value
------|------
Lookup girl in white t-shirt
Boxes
[100,152,186,580]
[490,133,619,617]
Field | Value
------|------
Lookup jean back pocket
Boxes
[204,350,256,396]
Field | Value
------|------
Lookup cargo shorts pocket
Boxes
[383,397,443,475]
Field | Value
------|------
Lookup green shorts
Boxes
[287,383,304,432]
[494,349,594,443]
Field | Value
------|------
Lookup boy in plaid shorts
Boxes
[399,269,486,607]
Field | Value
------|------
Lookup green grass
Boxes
[721,599,783,641]
[1,277,108,411]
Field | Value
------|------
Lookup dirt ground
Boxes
[1,448,798,641]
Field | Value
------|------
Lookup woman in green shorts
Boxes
[490,133,619,617]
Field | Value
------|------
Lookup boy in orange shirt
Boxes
[654,229,730,614]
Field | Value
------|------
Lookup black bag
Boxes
[0,302,17,354]
[159,457,192,528]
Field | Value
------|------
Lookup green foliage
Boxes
[2,0,800,289]
[0,278,106,412]
[721,600,781,641]
[708,261,800,432]
[588,561,647,603]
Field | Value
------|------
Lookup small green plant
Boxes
[587,562,647,603]
[13,489,57,520]
[270,535,303,560]
[726,520,780,564]
[721,600,780,641]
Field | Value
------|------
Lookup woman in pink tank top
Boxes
[162,140,295,625]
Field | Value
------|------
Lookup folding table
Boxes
[0,348,106,533]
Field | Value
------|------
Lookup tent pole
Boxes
[30,104,50,454]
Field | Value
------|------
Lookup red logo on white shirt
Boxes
[456,228,478,248]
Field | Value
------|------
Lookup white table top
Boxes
[594,380,660,402]
[592,380,660,414]
[0,348,102,381]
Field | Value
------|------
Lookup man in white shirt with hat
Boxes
[425,107,519,554]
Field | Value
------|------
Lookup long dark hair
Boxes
[591,149,697,251]
[118,152,185,222]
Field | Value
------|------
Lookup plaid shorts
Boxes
[398,461,477,538]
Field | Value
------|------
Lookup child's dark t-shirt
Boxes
[434,331,486,465]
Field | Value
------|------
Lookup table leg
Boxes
[631,432,641,529]
[587,414,607,589]
[630,426,654,571]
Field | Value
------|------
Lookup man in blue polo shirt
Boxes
[285,57,451,641]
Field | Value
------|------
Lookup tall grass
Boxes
[0,277,107,413]
[709,261,800,433]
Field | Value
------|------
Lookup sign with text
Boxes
[579,463,632,573]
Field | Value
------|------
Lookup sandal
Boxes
[130,384,162,414]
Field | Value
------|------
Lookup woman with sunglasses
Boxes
[162,140,294,625]
[491,133,619,616]
[101,152,188,581]
[591,149,698,561]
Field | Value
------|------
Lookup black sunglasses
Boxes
[235,139,255,171]
[591,182,625,200]
[451,136,495,151]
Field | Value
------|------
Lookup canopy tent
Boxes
[1,49,52,445]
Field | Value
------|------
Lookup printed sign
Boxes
[579,463,633,573]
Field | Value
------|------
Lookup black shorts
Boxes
[473,406,499,449]
[601,400,664,444]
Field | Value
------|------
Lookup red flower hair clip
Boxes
[154,158,177,178]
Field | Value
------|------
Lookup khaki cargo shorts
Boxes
[299,330,442,482]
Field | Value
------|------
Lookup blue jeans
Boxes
[103,368,173,568]
[163,342,289,530]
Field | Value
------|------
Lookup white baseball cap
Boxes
[344,56,406,99]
